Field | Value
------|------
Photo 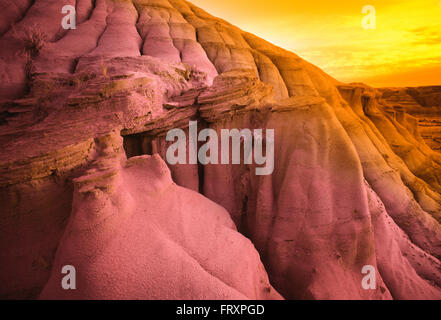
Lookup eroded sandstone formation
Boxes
[0,0,440,299]
[377,86,441,152]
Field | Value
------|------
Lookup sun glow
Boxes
[190,0,441,87]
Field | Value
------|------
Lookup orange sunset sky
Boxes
[191,0,441,87]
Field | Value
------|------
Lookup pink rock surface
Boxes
[39,134,281,299]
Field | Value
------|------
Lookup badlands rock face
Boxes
[0,0,440,300]
[377,86,441,152]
